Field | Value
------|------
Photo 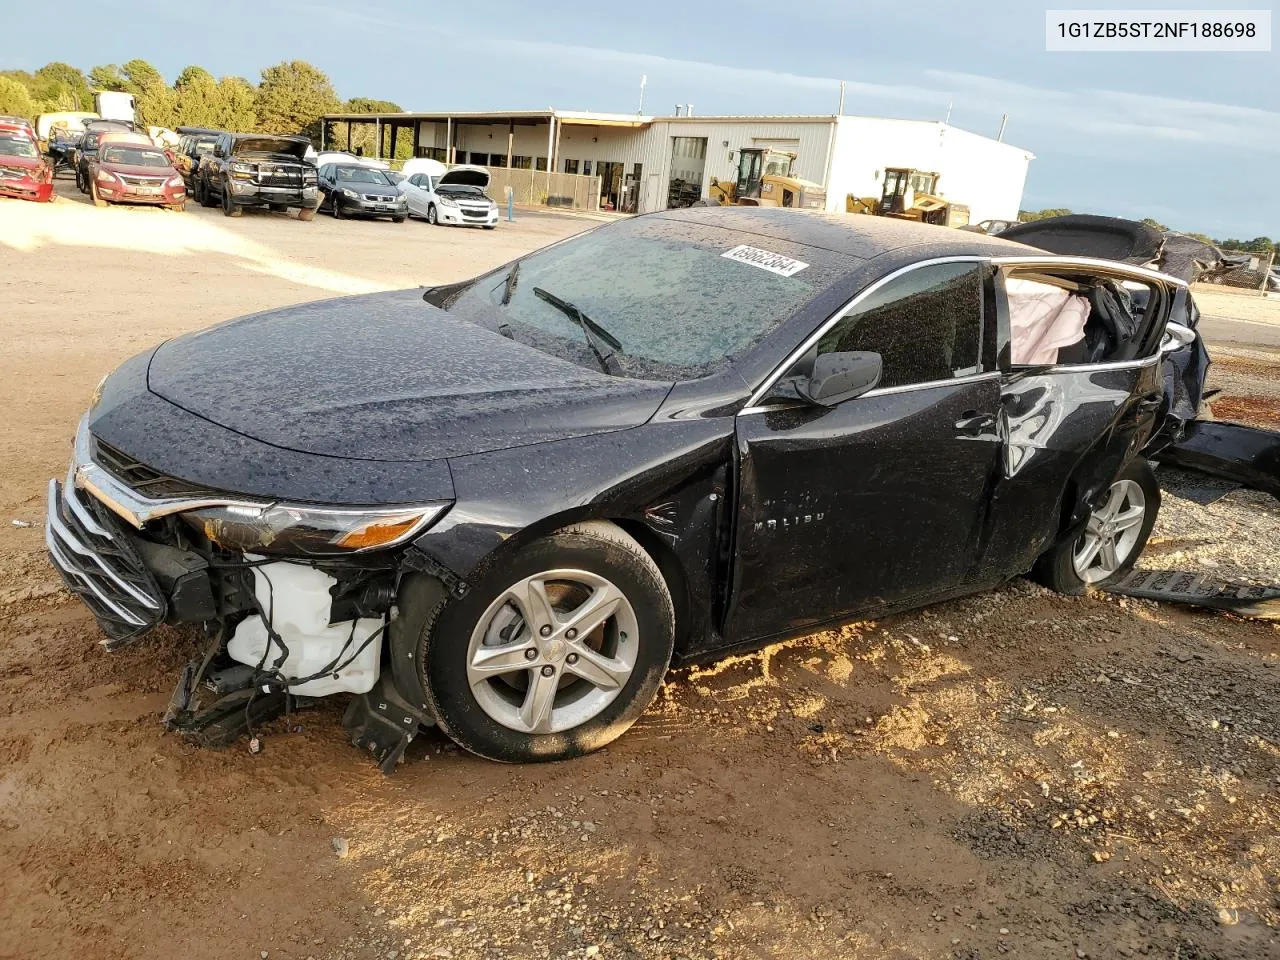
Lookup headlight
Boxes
[96,170,116,183]
[180,502,451,555]
[341,188,357,199]
[166,175,183,188]
[231,161,254,174]
[438,195,458,207]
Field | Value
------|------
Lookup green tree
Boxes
[254,60,340,136]
[0,76,37,120]
[1018,208,1074,222]
[88,64,128,92]
[116,59,176,127]
[214,76,259,132]
[172,66,220,128]
[32,62,93,110]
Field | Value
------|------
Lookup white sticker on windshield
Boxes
[721,244,810,277]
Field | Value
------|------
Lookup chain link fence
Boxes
[483,168,602,212]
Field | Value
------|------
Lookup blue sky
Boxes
[4,0,1277,238]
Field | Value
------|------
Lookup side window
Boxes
[815,262,984,390]
[1005,269,1158,366]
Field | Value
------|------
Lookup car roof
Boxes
[649,206,1041,262]
[98,133,156,147]
[229,132,310,145]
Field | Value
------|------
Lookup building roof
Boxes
[320,109,1032,153]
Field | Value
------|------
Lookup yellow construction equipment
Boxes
[708,147,826,210]
[846,167,970,228]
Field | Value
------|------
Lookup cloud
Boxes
[925,69,1280,155]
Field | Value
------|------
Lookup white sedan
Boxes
[398,165,499,229]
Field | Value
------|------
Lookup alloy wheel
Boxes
[1072,479,1147,583]
[465,569,639,734]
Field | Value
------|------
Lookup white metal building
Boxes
[320,109,1034,222]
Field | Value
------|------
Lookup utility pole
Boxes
[997,113,1008,141]
[638,75,647,115]
[837,81,846,116]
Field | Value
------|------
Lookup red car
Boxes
[0,115,36,139]
[91,138,187,211]
[0,133,54,203]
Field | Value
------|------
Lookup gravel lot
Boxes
[1,185,1278,960]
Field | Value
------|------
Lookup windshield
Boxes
[336,166,393,185]
[102,145,170,167]
[0,138,37,159]
[441,216,853,379]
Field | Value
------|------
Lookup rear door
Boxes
[723,260,1005,645]
[972,260,1172,581]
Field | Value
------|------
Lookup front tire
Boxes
[392,215,406,223]
[221,185,241,217]
[418,520,675,763]
[297,205,316,222]
[426,204,438,225]
[1033,459,1160,594]
[89,180,107,208]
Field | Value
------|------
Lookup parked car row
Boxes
[3,116,503,228]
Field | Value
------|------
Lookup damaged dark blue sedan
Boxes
[47,209,1205,769]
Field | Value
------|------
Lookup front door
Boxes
[723,261,1004,644]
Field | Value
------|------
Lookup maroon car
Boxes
[0,133,53,203]
[91,138,187,211]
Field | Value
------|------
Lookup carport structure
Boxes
[319,109,649,171]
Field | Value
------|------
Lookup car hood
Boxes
[146,289,673,463]
[0,154,42,171]
[440,165,490,188]
[342,181,399,196]
[233,137,310,161]
[103,163,177,178]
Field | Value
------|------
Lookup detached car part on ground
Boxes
[194,132,319,220]
[0,133,54,203]
[50,210,1236,771]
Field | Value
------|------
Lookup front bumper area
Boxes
[339,195,407,218]
[230,181,319,208]
[0,179,54,202]
[46,477,167,646]
[436,203,498,226]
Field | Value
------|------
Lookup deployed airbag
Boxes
[1007,278,1090,365]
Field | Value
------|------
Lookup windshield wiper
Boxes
[532,287,624,375]
[501,259,520,305]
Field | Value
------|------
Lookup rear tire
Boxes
[1033,459,1160,595]
[417,520,674,763]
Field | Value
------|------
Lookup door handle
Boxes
[955,411,997,436]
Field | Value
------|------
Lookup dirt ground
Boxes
[2,185,1279,960]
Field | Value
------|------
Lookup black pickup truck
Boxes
[194,133,319,219]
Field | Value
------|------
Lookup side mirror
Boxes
[1160,321,1196,355]
[794,351,883,406]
